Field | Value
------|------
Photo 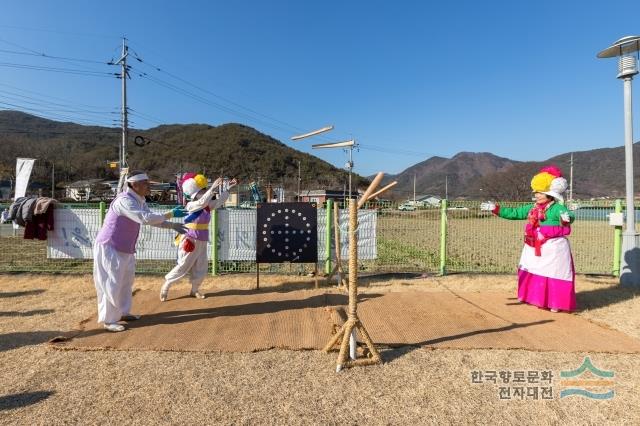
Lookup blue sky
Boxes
[1,0,639,176]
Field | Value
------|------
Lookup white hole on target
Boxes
[285,238,289,242]
[285,246,289,250]
[292,209,296,213]
[263,238,267,242]
[306,223,310,227]
[278,209,281,213]
[285,223,289,227]
[285,209,289,212]
[278,231,282,234]
[285,216,289,220]
[271,213,275,216]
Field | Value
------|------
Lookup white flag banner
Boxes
[14,158,35,200]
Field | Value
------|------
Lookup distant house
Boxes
[298,189,360,204]
[417,195,441,207]
[64,179,106,201]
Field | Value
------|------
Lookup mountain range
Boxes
[0,110,359,193]
[0,110,636,200]
[382,144,636,200]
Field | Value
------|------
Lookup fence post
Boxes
[439,199,448,275]
[211,208,218,276]
[99,201,106,226]
[613,199,623,277]
[325,199,333,275]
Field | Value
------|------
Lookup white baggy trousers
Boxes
[93,242,135,324]
[163,239,209,293]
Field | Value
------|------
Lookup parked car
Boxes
[398,203,416,211]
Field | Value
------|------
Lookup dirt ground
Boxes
[1,272,640,425]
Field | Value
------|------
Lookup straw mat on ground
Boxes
[52,288,640,353]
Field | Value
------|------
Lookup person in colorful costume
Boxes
[480,165,576,312]
[93,171,188,332]
[160,173,237,301]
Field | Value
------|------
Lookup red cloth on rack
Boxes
[24,205,54,240]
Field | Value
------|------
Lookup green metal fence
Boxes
[0,200,623,276]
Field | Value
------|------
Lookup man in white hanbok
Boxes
[93,171,187,332]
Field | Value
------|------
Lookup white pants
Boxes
[163,239,209,292]
[93,242,135,324]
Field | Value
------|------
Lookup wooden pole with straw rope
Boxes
[324,172,394,371]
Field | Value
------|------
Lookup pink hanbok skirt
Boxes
[516,237,576,311]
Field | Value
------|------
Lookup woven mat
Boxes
[51,288,640,353]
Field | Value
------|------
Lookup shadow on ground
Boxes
[0,331,65,352]
[0,289,46,298]
[0,391,54,411]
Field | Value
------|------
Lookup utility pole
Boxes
[51,162,55,198]
[413,173,416,204]
[445,175,448,200]
[116,37,129,172]
[297,160,301,202]
[569,153,574,201]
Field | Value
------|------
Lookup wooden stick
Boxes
[365,180,398,203]
[357,172,384,208]
[256,264,260,290]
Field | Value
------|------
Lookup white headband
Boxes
[126,173,149,183]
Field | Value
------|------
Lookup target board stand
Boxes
[256,202,319,289]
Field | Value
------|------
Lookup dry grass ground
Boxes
[1,272,640,425]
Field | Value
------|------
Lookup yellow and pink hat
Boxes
[531,165,568,202]
[180,173,208,198]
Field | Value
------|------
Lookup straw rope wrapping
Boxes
[323,198,382,371]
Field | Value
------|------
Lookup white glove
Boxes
[480,202,496,211]
[560,212,570,223]
[566,201,579,211]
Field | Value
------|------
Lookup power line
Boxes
[0,61,117,77]
[0,90,118,116]
[131,66,299,137]
[0,82,117,111]
[129,48,321,136]
[0,47,113,65]
[359,144,438,158]
[128,109,165,125]
[0,102,117,127]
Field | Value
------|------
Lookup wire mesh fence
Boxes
[0,199,622,276]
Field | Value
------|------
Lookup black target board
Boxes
[256,202,317,263]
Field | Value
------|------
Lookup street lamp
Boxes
[291,126,358,200]
[598,36,640,287]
